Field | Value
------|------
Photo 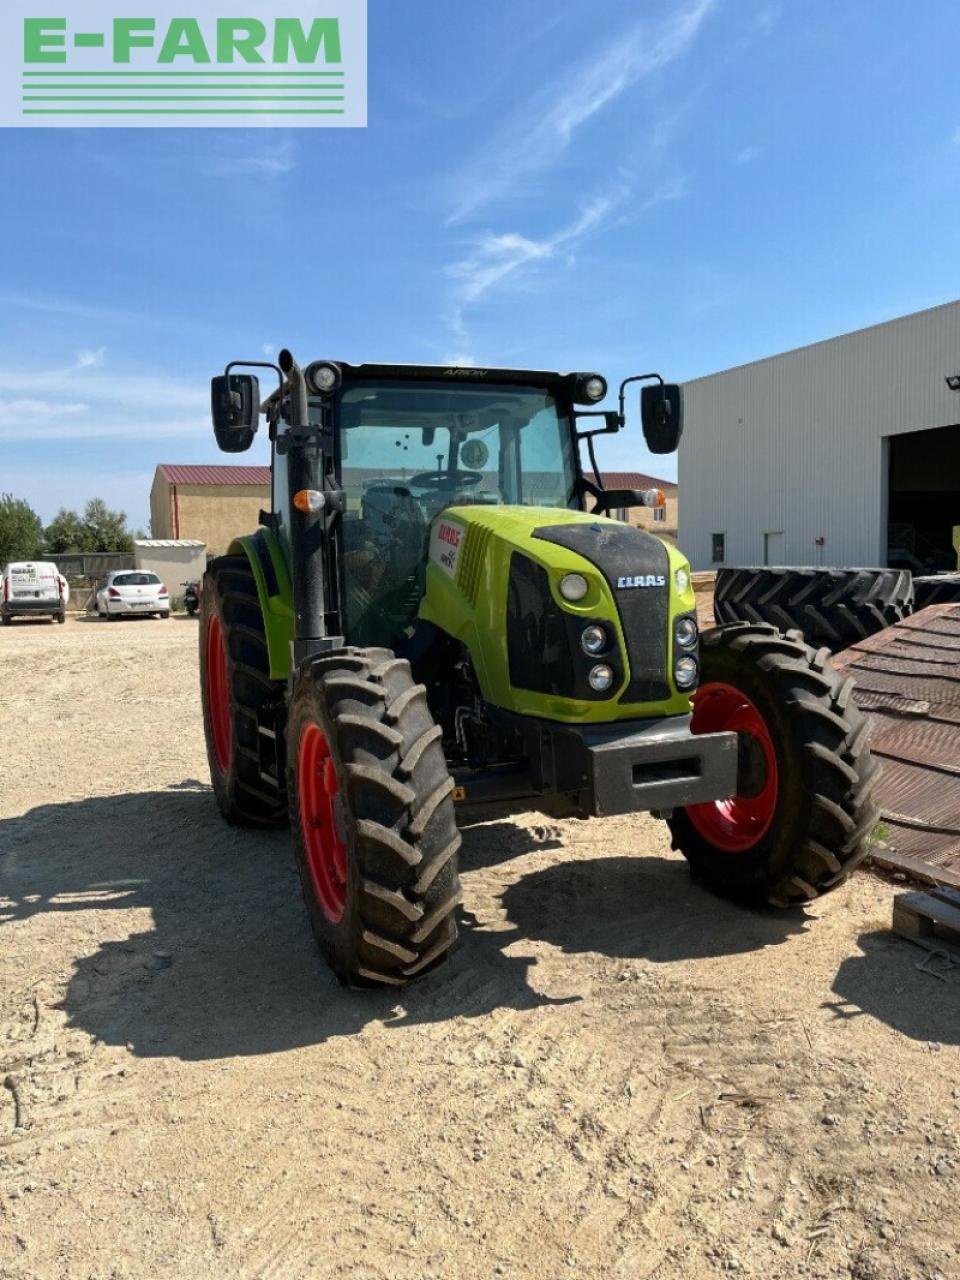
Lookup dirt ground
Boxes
[1,616,959,1280]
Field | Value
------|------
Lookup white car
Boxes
[96,570,170,620]
[1,561,68,625]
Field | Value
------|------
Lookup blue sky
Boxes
[2,0,959,529]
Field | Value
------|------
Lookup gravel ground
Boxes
[1,616,959,1280]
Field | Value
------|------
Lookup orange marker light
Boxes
[293,489,324,514]
[641,488,666,508]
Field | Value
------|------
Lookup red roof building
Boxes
[150,464,271,556]
[154,463,271,487]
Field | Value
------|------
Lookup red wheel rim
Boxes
[685,682,778,853]
[298,724,348,924]
[206,614,231,776]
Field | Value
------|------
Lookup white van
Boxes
[1,561,68,625]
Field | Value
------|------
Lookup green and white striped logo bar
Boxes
[2,2,367,127]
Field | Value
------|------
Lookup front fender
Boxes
[227,529,294,681]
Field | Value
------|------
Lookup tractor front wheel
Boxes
[200,556,287,827]
[668,624,878,908]
[288,647,461,987]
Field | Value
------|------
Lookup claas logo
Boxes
[617,574,667,589]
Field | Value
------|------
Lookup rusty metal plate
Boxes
[832,604,960,883]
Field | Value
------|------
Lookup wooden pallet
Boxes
[893,887,960,960]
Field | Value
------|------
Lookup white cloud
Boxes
[735,145,762,165]
[447,0,713,222]
[0,399,88,425]
[0,350,207,442]
[0,292,140,325]
[262,343,276,356]
[74,347,106,370]
[953,125,960,147]
[213,137,298,177]
[449,196,617,308]
[0,417,206,442]
[444,175,689,362]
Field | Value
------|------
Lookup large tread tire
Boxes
[288,647,461,988]
[714,566,913,652]
[200,555,287,827]
[913,574,960,610]
[667,623,879,907]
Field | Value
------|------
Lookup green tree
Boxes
[0,494,43,566]
[44,507,92,555]
[82,498,135,553]
[45,499,136,555]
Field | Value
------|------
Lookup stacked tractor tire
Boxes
[714,565,960,652]
[913,573,960,610]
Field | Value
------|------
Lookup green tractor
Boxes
[200,352,877,987]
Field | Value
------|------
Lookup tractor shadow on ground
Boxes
[5,785,949,1057]
[487,847,809,967]
[825,930,960,1045]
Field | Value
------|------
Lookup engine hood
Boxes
[420,504,696,724]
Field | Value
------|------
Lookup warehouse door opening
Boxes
[887,424,960,574]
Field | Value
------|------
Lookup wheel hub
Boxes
[298,723,348,924]
[205,614,231,776]
[685,682,779,852]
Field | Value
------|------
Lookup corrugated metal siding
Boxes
[679,300,960,570]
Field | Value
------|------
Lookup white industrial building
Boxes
[679,300,960,572]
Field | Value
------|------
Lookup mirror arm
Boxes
[574,412,622,498]
[618,371,663,422]
[585,433,603,494]
[224,359,284,418]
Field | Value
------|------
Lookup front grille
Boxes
[506,553,622,700]
[533,522,670,704]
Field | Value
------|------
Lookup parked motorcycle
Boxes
[183,581,200,616]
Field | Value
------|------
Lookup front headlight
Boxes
[675,616,698,648]
[305,361,341,394]
[581,624,608,655]
[588,663,615,692]
[675,656,699,689]
[559,573,589,602]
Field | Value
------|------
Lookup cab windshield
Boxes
[336,380,578,646]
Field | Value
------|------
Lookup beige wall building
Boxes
[150,465,270,557]
[591,470,678,544]
[134,539,208,593]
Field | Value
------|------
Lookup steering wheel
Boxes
[409,470,483,490]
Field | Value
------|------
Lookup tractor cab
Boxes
[212,354,682,661]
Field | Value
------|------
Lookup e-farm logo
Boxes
[1,1,366,127]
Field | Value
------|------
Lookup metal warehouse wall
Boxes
[679,300,960,570]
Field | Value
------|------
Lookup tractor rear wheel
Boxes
[200,555,287,827]
[667,624,878,907]
[287,647,461,987]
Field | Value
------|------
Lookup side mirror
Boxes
[211,374,260,453]
[640,383,683,454]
